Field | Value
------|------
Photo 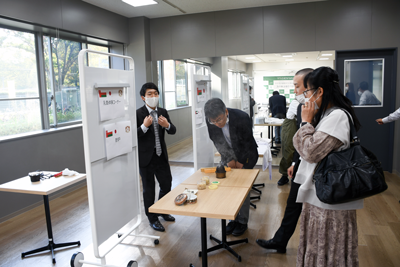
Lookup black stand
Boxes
[198,219,248,262]
[21,195,81,263]
[268,126,280,156]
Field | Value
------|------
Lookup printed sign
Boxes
[98,88,124,121]
[104,120,132,160]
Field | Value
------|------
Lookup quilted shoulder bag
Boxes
[313,111,388,204]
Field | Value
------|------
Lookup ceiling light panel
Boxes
[122,0,157,7]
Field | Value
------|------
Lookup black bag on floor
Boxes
[313,112,388,204]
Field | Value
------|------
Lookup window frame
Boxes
[0,22,120,140]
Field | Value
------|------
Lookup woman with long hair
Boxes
[293,67,362,267]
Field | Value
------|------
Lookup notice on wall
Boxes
[196,83,207,102]
[262,76,294,103]
[104,120,132,160]
[98,88,125,121]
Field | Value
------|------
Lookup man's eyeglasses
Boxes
[208,116,225,125]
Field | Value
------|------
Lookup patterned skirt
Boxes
[297,203,359,267]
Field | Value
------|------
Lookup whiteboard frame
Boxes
[77,50,158,266]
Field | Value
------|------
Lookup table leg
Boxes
[198,219,247,262]
[201,217,207,267]
[21,195,81,263]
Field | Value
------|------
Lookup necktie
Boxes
[150,110,162,156]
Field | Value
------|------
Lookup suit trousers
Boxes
[233,162,256,225]
[272,163,303,247]
[139,150,173,223]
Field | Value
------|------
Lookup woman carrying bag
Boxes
[293,67,362,267]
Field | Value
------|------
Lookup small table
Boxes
[0,172,86,263]
[150,169,259,267]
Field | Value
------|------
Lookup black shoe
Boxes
[149,220,165,232]
[256,239,286,253]
[226,221,236,235]
[232,223,248,236]
[160,214,175,222]
[277,176,289,186]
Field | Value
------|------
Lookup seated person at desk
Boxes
[268,91,287,143]
[204,98,258,236]
[137,82,177,232]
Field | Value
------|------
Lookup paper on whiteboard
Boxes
[196,84,207,102]
[104,120,132,160]
[195,108,203,125]
[98,88,124,121]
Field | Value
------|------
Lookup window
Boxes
[228,71,241,99]
[161,60,189,109]
[0,28,41,137]
[0,24,114,138]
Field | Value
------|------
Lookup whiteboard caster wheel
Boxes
[154,239,159,245]
[70,252,84,267]
[127,260,138,267]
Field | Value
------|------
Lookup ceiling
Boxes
[229,51,335,64]
[82,0,326,19]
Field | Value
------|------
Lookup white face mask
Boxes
[345,86,349,93]
[358,91,363,96]
[145,96,159,108]
[295,94,306,104]
[305,90,320,110]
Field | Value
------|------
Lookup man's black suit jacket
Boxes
[269,94,287,117]
[136,105,176,168]
[206,108,258,168]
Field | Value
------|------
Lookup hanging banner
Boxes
[104,120,132,160]
[98,88,124,121]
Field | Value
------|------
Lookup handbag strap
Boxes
[343,110,359,142]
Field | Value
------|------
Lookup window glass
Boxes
[43,36,82,124]
[0,28,42,137]
[87,44,109,68]
[175,60,188,106]
[344,59,383,106]
[163,60,176,109]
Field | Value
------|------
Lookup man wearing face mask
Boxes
[136,82,177,232]
[277,68,314,186]
[257,68,313,253]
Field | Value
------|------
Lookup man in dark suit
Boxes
[136,82,176,232]
[204,98,258,236]
[268,91,287,143]
[256,69,312,253]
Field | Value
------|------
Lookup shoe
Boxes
[160,214,175,221]
[256,239,286,253]
[226,221,236,235]
[149,220,165,232]
[232,223,248,236]
[277,176,289,186]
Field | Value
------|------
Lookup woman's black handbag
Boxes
[313,112,388,204]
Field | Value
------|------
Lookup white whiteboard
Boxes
[78,50,140,257]
[191,72,214,170]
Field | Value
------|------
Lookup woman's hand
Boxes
[301,101,317,123]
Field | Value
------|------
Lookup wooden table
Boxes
[150,169,260,267]
[0,171,86,263]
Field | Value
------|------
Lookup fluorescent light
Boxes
[282,55,293,58]
[122,0,157,7]
[321,53,332,56]
[319,58,329,60]
[252,60,262,63]
[285,59,294,61]
[245,57,255,59]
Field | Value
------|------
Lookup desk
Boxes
[150,169,260,267]
[0,172,86,263]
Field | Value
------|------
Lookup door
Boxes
[336,48,397,171]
